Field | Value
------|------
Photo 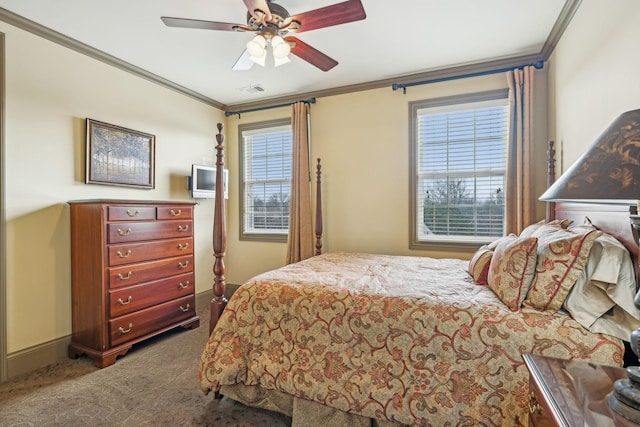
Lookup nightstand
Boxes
[523,354,637,426]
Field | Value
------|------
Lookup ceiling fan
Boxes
[161,0,366,72]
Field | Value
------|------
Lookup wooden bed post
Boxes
[210,123,227,334]
[546,140,556,221]
[315,158,323,256]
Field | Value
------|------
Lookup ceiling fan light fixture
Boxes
[271,35,291,59]
[246,35,266,58]
[163,0,367,72]
[249,52,266,67]
[274,55,291,67]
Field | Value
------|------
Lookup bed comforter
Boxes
[199,253,624,426]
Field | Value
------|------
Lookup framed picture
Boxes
[86,118,155,189]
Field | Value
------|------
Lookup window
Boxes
[409,89,509,249]
[239,119,292,241]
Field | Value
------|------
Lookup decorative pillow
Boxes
[524,226,603,312]
[487,235,538,311]
[567,219,627,284]
[487,235,509,250]
[572,230,628,284]
[467,245,493,285]
[519,219,570,239]
[519,220,547,239]
[559,219,574,229]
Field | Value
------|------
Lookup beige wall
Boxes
[2,22,224,354]
[3,2,570,369]
[224,70,549,286]
[548,1,640,172]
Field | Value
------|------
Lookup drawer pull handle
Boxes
[178,261,190,269]
[118,323,133,334]
[178,225,189,232]
[179,304,191,312]
[126,209,140,217]
[117,272,132,280]
[117,296,132,305]
[116,250,132,258]
[177,243,189,250]
[528,392,542,415]
[170,209,182,216]
[117,228,132,236]
[178,281,191,289]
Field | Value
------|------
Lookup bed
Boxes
[199,125,640,426]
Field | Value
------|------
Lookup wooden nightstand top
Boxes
[523,354,637,426]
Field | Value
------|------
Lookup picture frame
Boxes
[85,118,155,189]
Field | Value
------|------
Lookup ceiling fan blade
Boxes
[232,49,255,71]
[243,0,271,21]
[286,0,366,33]
[161,16,245,32]
[285,36,338,72]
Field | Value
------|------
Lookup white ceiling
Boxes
[0,0,572,109]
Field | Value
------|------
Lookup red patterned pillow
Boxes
[524,226,602,312]
[467,245,493,285]
[487,235,538,311]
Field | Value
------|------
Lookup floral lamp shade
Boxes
[540,108,640,205]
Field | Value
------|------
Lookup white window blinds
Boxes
[415,96,508,241]
[242,124,292,235]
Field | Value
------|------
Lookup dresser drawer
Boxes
[109,273,194,317]
[109,295,196,347]
[108,237,194,266]
[108,220,193,243]
[108,255,194,289]
[157,206,193,220]
[528,378,554,427]
[108,206,156,221]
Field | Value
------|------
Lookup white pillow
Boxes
[591,233,627,284]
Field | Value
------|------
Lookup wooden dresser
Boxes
[523,353,636,427]
[68,199,199,367]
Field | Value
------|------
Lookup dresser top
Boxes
[523,353,635,426]
[67,199,196,206]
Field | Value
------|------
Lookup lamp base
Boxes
[609,367,640,423]
[609,391,640,423]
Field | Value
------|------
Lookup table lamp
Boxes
[540,108,640,422]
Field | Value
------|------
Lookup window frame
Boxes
[409,89,509,251]
[239,118,293,242]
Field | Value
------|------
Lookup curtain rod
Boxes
[225,97,316,118]
[391,61,544,94]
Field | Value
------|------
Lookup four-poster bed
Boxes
[202,125,640,425]
[209,123,228,334]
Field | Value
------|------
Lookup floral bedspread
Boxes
[199,253,624,426]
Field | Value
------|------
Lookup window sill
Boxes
[240,233,288,243]
[410,238,495,253]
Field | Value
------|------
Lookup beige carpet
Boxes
[0,297,291,426]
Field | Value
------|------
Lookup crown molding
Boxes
[540,0,582,60]
[0,7,224,109]
[222,53,543,113]
[0,1,581,113]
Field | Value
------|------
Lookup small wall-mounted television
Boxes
[188,164,228,199]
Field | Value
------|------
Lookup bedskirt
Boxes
[220,383,402,427]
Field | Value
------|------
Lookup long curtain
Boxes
[505,66,535,234]
[286,102,314,264]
